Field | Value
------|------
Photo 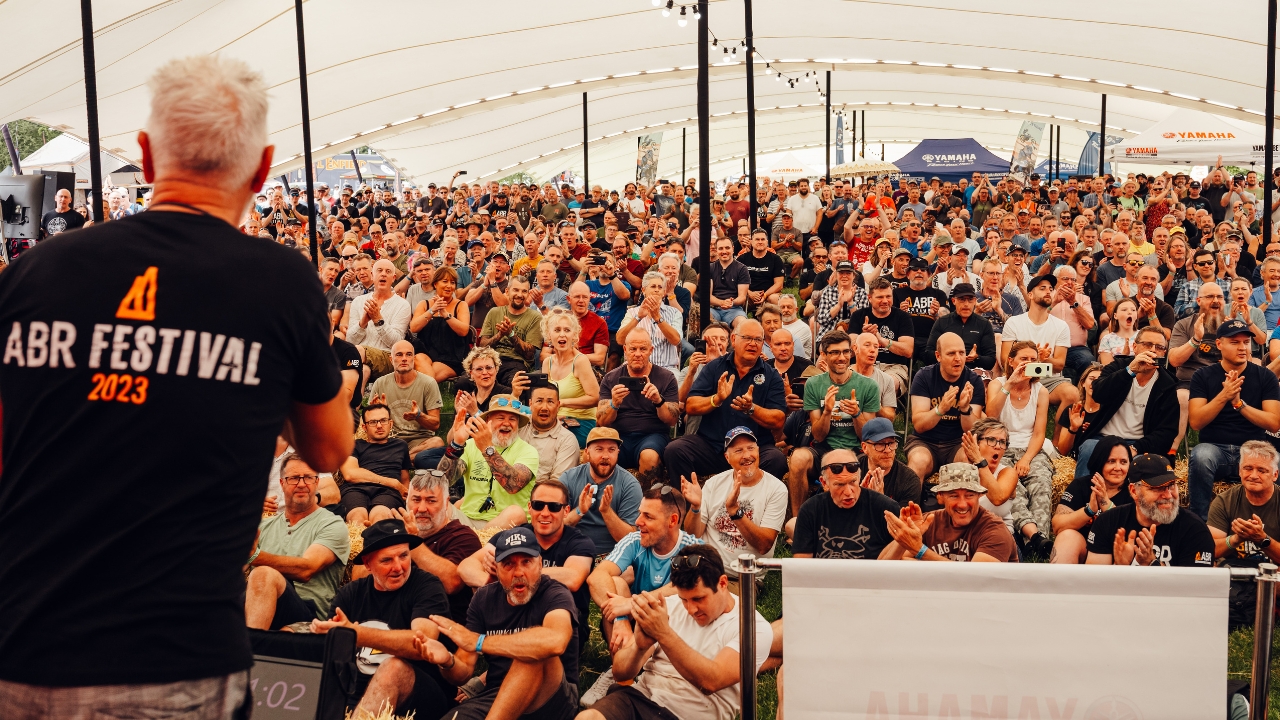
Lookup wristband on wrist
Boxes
[1084,504,1097,519]
[609,400,619,410]
[913,544,928,560]
[248,548,261,565]
[475,634,486,653]
[691,506,700,514]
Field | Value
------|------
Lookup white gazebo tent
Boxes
[1107,108,1269,166]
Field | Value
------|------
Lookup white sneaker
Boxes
[580,668,614,708]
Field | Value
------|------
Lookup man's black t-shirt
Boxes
[858,458,923,507]
[579,199,606,228]
[793,490,899,559]
[332,337,364,409]
[330,565,450,633]
[600,365,680,436]
[849,307,915,367]
[909,364,987,443]
[40,209,86,239]
[1058,475,1132,512]
[466,577,580,690]
[768,356,813,386]
[894,285,949,360]
[1189,362,1280,446]
[353,438,413,481]
[739,251,786,292]
[0,211,342,686]
[491,525,596,647]
[1199,184,1229,223]
[1086,504,1215,567]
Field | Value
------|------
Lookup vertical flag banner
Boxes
[1077,132,1125,176]
[836,113,845,165]
[636,133,663,187]
[1008,121,1045,184]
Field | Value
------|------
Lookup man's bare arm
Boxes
[486,453,534,495]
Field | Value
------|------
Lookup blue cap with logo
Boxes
[724,425,758,450]
[860,417,898,444]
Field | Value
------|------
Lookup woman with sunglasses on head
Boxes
[959,418,1019,534]
[1097,297,1140,366]
[1068,250,1103,326]
[1049,435,1134,564]
[985,341,1055,558]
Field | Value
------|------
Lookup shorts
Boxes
[271,579,319,630]
[618,432,670,468]
[363,346,393,382]
[878,362,909,393]
[452,676,578,720]
[338,482,405,517]
[711,306,746,325]
[1038,372,1070,393]
[591,685,680,720]
[778,250,801,268]
[904,435,964,475]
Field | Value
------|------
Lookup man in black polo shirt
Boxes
[0,56,352,716]
[707,236,751,330]
[315,519,452,718]
[925,283,997,372]
[739,228,786,310]
[419,527,580,720]
[665,319,789,484]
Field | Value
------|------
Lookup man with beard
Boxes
[419,526,581,720]
[880,464,1018,562]
[580,545,772,720]
[395,469,483,623]
[348,258,413,380]
[458,481,595,658]
[787,447,900,558]
[599,334,681,480]
[779,293,812,359]
[1170,282,1229,454]
[666,320,789,486]
[813,260,869,341]
[438,394,540,531]
[1000,274,1079,412]
[244,454,350,630]
[785,178,822,237]
[1131,264,1175,340]
[681,427,788,592]
[894,258,949,362]
[1086,454,1214,566]
[586,487,702,666]
[859,417,920,506]
[479,274,544,386]
[1187,319,1280,520]
[559,428,644,557]
[519,383,582,484]
[850,278,915,396]
[313,519,452,719]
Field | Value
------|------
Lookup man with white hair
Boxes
[1086,454,1215,566]
[348,257,413,382]
[1209,440,1280,569]
[0,55,353,716]
[437,394,540,532]
[778,293,812,359]
[1047,264,1096,378]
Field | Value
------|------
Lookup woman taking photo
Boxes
[1049,435,1134,564]
[409,265,472,382]
[541,306,600,447]
[986,341,1054,558]
[960,418,1020,533]
[1097,297,1139,366]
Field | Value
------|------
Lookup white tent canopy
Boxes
[2,0,1277,189]
[1107,108,1271,166]
[4,133,132,186]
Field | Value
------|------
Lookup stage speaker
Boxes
[0,174,46,241]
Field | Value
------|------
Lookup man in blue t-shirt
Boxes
[664,319,789,485]
[585,253,632,332]
[1187,319,1280,520]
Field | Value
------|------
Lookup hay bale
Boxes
[346,700,414,720]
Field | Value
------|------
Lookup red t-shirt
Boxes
[560,243,590,275]
[724,199,751,227]
[577,310,610,355]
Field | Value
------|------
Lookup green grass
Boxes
[1228,625,1280,719]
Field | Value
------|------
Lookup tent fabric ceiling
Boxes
[2,0,1275,189]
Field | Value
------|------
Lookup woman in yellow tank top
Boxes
[541,306,600,448]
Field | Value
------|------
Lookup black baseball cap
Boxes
[1128,453,1177,487]
[491,527,543,562]
[1027,274,1057,291]
[1216,318,1253,339]
[951,282,977,299]
[357,519,423,565]
[834,260,855,273]
[907,257,930,271]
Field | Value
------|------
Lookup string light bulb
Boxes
[662,0,672,17]
[678,5,687,26]
[652,0,662,5]
[692,4,700,20]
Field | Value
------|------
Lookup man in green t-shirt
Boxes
[245,454,351,629]
[479,273,544,386]
[437,393,540,531]
[788,330,880,516]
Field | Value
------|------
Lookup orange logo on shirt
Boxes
[116,267,157,321]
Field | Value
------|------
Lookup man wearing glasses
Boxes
[1175,249,1231,319]
[244,453,351,630]
[1073,326,1180,475]
[787,444,900,559]
[339,403,414,527]
[1103,252,1166,318]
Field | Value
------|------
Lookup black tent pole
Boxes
[80,0,103,224]
[745,0,758,228]
[697,0,712,334]
[293,0,318,265]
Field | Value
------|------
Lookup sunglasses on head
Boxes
[670,554,704,571]
[492,397,527,412]
[530,500,566,512]
[822,462,858,475]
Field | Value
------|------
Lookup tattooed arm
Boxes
[485,453,534,495]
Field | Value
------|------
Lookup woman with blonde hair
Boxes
[960,418,1020,533]
[985,340,1054,558]
[540,306,600,447]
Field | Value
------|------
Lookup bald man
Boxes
[666,319,790,484]
[905,332,986,482]
[368,340,445,455]
[347,257,413,383]
[39,188,86,244]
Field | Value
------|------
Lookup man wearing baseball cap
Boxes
[421,525,581,720]
[313,519,451,719]
[925,282,997,372]
[813,260,868,340]
[1085,454,1214,566]
[879,463,1017,562]
[681,427,788,591]
[438,393,541,531]
[1186,318,1280,520]
[1000,273,1080,411]
[894,257,948,362]
[558,427,644,556]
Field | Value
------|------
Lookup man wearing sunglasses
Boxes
[787,445,900,559]
[245,454,351,631]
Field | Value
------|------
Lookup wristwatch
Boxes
[729,507,746,521]
[1070,302,1080,309]
[373,320,385,327]
[484,446,497,457]
[1261,536,1273,549]
[975,458,989,469]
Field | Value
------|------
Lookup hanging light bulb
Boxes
[711,37,717,46]
[662,0,673,17]
[776,73,782,81]
[692,4,700,20]
[678,5,687,26]
[730,46,737,57]
[652,0,662,6]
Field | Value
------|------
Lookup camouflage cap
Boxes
[932,463,987,494]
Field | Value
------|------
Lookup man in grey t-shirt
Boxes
[369,340,444,455]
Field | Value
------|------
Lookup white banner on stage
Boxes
[780,559,1228,719]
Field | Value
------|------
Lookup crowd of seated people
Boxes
[238,166,1280,720]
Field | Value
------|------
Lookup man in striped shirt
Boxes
[617,271,684,374]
